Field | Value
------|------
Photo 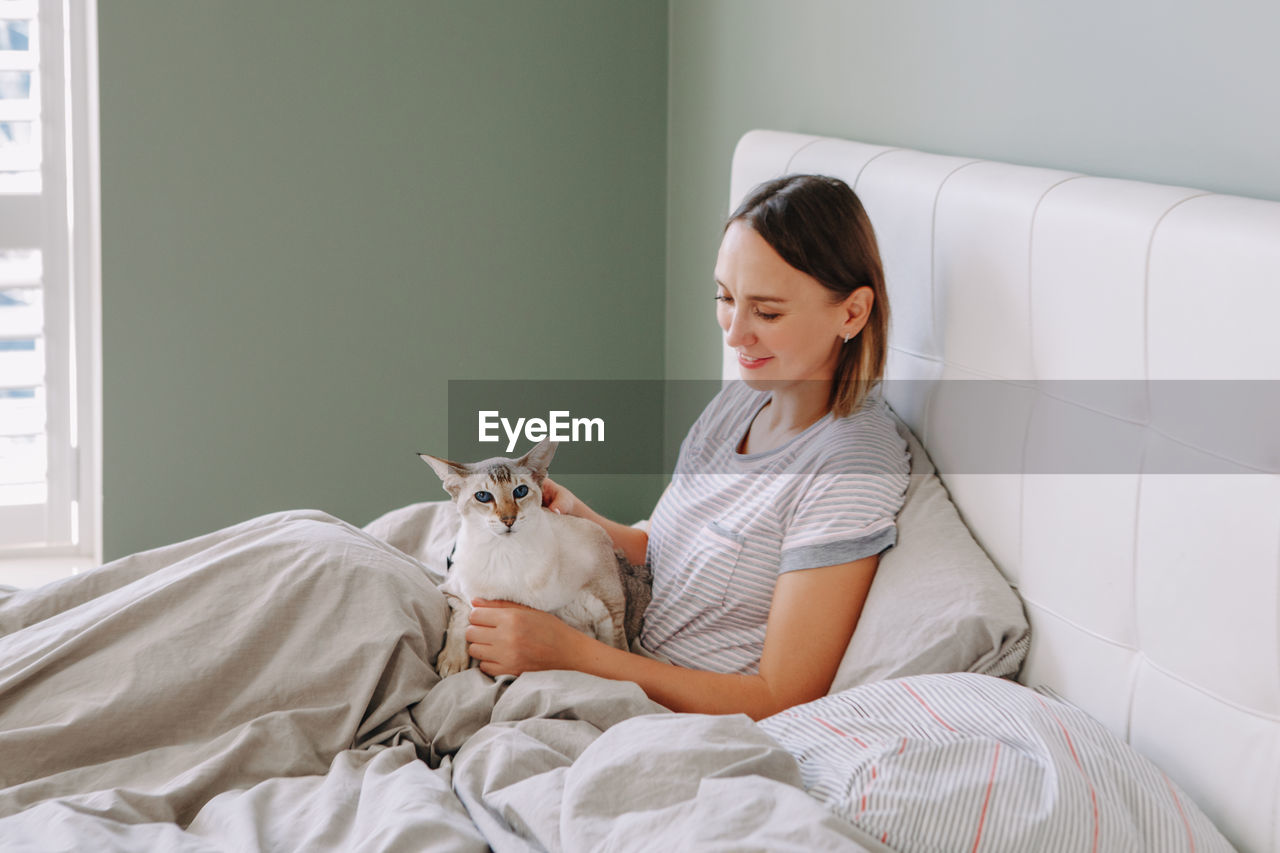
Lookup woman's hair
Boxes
[726,174,890,418]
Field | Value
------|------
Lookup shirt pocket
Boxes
[680,519,746,609]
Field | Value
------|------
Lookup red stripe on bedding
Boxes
[902,682,958,732]
[857,764,878,819]
[1036,696,1099,853]
[812,715,846,737]
[1163,771,1196,853]
[971,742,1001,853]
[811,715,869,747]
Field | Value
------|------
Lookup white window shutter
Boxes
[0,0,98,558]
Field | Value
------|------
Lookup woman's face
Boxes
[714,221,868,391]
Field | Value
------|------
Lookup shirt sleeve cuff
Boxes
[779,525,897,573]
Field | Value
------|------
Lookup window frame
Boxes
[0,0,100,562]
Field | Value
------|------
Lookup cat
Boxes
[420,438,631,678]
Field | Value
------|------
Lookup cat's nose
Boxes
[500,515,517,528]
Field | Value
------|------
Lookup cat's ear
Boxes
[517,439,557,484]
[419,453,469,498]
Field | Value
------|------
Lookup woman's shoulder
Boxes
[812,393,910,478]
[780,395,910,551]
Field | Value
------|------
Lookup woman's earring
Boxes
[843,333,851,343]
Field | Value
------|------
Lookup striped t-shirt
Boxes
[640,381,910,675]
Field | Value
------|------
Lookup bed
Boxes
[1,131,1274,851]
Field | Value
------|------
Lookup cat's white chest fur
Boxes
[441,510,577,611]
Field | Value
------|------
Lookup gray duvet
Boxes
[0,510,882,851]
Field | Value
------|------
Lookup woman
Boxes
[465,175,910,720]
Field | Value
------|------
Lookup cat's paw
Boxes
[435,642,471,678]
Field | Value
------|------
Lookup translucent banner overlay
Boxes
[444,380,1280,475]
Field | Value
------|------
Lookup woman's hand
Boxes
[540,477,580,517]
[465,599,585,676]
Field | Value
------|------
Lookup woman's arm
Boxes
[466,552,879,721]
[541,477,649,566]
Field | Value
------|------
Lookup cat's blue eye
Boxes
[513,484,529,498]
[474,491,493,503]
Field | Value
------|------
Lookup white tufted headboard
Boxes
[729,130,1279,853]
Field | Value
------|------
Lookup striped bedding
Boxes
[759,672,1235,852]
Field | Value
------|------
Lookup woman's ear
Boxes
[839,287,874,341]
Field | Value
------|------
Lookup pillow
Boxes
[759,672,1235,853]
[363,500,459,586]
[830,414,1030,692]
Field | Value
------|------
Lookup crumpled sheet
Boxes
[0,509,884,851]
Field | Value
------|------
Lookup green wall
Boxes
[99,1,1280,559]
[666,0,1280,384]
[99,2,669,559]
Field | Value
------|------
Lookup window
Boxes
[0,0,98,558]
